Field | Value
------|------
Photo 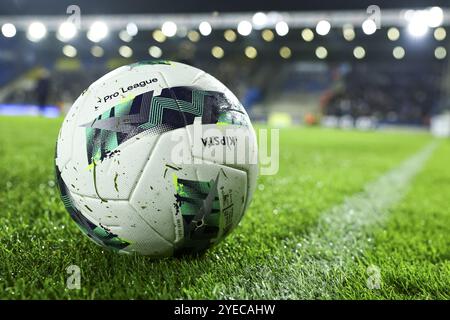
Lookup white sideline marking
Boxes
[220,142,438,299]
[286,141,438,298]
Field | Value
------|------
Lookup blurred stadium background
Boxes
[0,0,449,136]
[0,1,450,300]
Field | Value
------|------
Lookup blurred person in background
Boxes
[35,68,51,115]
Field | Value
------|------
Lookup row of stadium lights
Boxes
[61,23,448,61]
[59,43,447,61]
[0,8,447,60]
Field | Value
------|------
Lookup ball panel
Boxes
[56,93,86,169]
[60,159,97,198]
[194,163,248,232]
[129,127,195,244]
[55,164,131,252]
[186,123,257,168]
[84,131,159,200]
[189,71,248,116]
[76,67,168,125]
[243,163,258,212]
[172,163,248,255]
[58,162,173,255]
[70,193,173,256]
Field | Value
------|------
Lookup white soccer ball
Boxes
[55,61,258,256]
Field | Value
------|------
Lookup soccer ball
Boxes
[55,61,258,256]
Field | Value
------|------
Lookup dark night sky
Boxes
[0,0,448,15]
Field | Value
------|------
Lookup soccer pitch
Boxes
[0,116,448,299]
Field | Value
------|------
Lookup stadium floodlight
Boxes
[301,28,314,42]
[57,22,77,42]
[87,21,108,42]
[27,22,47,42]
[119,30,132,42]
[62,45,77,58]
[244,46,257,59]
[275,21,289,36]
[407,20,428,37]
[407,10,429,37]
[316,20,331,36]
[199,21,212,36]
[279,46,291,59]
[91,45,104,57]
[362,19,377,35]
[152,30,166,43]
[434,46,447,59]
[187,30,200,42]
[403,9,415,21]
[211,46,224,59]
[237,20,252,36]
[1,23,16,38]
[315,46,328,59]
[434,27,446,41]
[262,29,274,42]
[224,29,237,42]
[149,45,162,58]
[252,12,267,29]
[342,24,355,41]
[393,46,405,59]
[427,7,444,28]
[161,21,177,37]
[119,45,133,58]
[126,22,138,36]
[387,27,400,41]
[353,46,366,59]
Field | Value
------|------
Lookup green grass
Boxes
[340,140,450,299]
[0,116,448,299]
